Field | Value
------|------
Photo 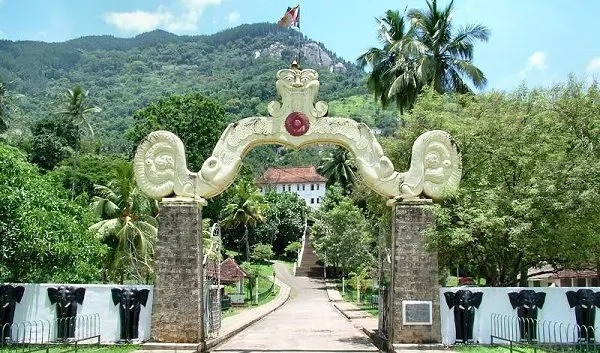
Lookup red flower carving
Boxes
[285,112,310,136]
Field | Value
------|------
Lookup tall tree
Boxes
[59,85,101,137]
[357,10,420,113]
[317,147,357,194]
[358,1,489,112]
[0,80,8,132]
[407,0,489,93]
[221,180,267,261]
[89,161,158,283]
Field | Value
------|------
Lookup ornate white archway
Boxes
[134,64,461,202]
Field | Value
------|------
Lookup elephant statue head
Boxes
[566,289,600,309]
[111,288,149,311]
[444,290,483,310]
[509,290,546,310]
[47,286,85,318]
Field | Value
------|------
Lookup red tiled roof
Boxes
[256,166,327,184]
[220,258,248,283]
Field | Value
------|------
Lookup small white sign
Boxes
[402,300,433,325]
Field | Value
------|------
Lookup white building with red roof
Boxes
[256,166,327,208]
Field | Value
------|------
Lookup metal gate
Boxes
[203,223,222,339]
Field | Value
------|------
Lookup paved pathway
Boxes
[211,261,379,353]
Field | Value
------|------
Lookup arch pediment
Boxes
[134,66,462,202]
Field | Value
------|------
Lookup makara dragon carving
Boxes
[134,66,462,202]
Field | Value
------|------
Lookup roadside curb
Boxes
[202,278,291,352]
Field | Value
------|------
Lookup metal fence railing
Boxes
[491,313,599,353]
[257,276,276,303]
[1,314,100,353]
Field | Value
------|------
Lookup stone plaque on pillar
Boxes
[387,200,441,344]
[151,199,204,343]
[402,300,433,325]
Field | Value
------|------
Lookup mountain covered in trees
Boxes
[0,23,376,154]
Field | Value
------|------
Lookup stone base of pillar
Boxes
[386,200,441,345]
[151,199,204,343]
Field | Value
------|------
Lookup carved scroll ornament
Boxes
[134,67,461,202]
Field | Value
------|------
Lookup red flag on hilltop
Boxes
[278,5,300,29]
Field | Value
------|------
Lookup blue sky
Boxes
[1,0,599,91]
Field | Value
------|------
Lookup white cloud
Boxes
[517,51,548,79]
[104,9,171,33]
[227,11,240,24]
[587,57,600,73]
[104,0,222,34]
[527,51,548,71]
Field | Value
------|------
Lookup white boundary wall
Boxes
[440,287,600,345]
[5,283,153,343]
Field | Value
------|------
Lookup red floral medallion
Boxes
[285,112,310,136]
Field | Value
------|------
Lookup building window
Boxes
[311,184,315,191]
[317,184,320,190]
[297,184,300,191]
[302,184,305,191]
[592,277,599,287]
[532,281,541,287]
[288,185,291,191]
[316,198,320,204]
[311,198,314,204]
[577,278,587,287]
[560,278,571,287]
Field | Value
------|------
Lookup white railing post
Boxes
[297,218,308,268]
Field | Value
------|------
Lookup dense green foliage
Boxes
[252,192,309,256]
[311,187,375,275]
[0,23,365,154]
[378,80,600,285]
[252,243,274,261]
[127,92,227,171]
[0,143,105,282]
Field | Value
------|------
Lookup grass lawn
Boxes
[336,282,379,317]
[0,344,138,353]
[455,345,552,353]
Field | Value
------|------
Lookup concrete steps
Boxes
[295,232,323,278]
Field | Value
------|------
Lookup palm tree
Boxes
[407,0,489,93]
[358,10,421,114]
[358,1,489,112]
[0,81,8,132]
[89,162,158,283]
[221,181,267,260]
[59,85,101,198]
[318,147,357,194]
[59,85,101,137]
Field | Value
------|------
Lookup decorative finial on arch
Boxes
[267,66,328,119]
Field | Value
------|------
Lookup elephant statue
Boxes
[566,289,600,342]
[444,290,483,343]
[47,286,85,341]
[1,285,25,343]
[111,288,150,341]
[508,290,546,341]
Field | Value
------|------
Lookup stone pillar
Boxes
[151,198,204,343]
[387,199,441,345]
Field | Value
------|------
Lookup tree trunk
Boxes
[518,267,528,287]
[244,225,251,261]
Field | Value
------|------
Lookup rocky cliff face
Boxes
[259,41,347,72]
